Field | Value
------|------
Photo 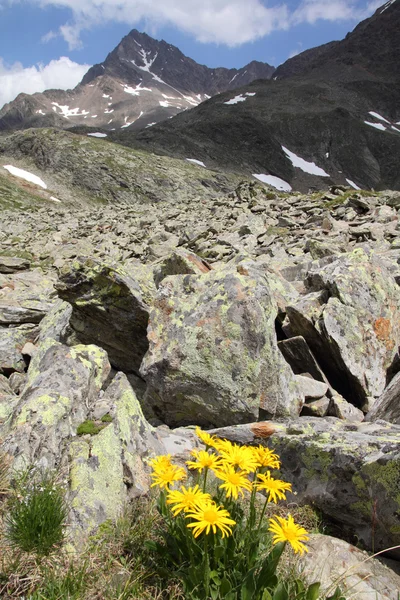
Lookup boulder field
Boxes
[1,183,400,593]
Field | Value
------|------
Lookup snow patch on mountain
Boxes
[346,178,361,190]
[364,121,386,131]
[282,146,330,177]
[368,111,390,123]
[51,103,90,118]
[88,132,107,138]
[3,165,47,189]
[253,174,292,191]
[224,94,247,105]
[186,158,207,168]
[380,0,396,13]
[123,84,153,96]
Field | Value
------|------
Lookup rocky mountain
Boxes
[0,29,274,133]
[113,0,400,193]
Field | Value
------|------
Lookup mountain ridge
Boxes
[0,29,274,133]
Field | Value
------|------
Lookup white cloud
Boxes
[292,0,382,25]
[0,57,90,109]
[6,0,383,51]
[27,0,292,48]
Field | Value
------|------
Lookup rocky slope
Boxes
[115,0,400,192]
[0,134,400,560]
[0,29,274,133]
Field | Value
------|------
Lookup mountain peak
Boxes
[0,29,275,133]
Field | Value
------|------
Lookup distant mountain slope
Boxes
[110,0,400,192]
[0,30,274,133]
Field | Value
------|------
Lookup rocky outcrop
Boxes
[56,259,156,373]
[284,249,400,408]
[68,372,164,537]
[207,418,400,559]
[299,534,400,599]
[366,371,400,424]
[141,261,302,427]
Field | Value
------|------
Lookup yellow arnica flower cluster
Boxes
[149,427,309,554]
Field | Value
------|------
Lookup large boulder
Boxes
[1,338,111,470]
[68,373,164,538]
[0,268,57,325]
[141,261,302,427]
[366,371,400,424]
[285,249,400,408]
[56,258,156,373]
[299,534,400,599]
[208,418,400,558]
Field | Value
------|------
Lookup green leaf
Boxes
[272,583,289,600]
[220,577,232,597]
[261,591,273,600]
[240,565,259,600]
[326,587,346,600]
[306,582,321,600]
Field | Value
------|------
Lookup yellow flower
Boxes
[195,427,217,448]
[166,485,211,515]
[186,449,222,473]
[186,500,236,537]
[256,471,292,503]
[150,464,186,489]
[218,443,259,473]
[268,514,309,555]
[149,454,173,472]
[252,446,281,470]
[214,464,253,499]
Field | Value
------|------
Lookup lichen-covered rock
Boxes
[0,268,57,325]
[0,256,30,274]
[0,374,18,423]
[366,372,400,424]
[286,249,400,407]
[207,418,400,558]
[141,261,302,427]
[152,248,212,288]
[37,299,72,343]
[328,394,364,422]
[299,534,400,599]
[56,258,156,373]
[0,324,38,375]
[1,338,111,470]
[68,373,164,538]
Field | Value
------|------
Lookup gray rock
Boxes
[0,269,57,325]
[68,372,164,539]
[287,249,400,408]
[0,256,30,274]
[0,324,38,375]
[56,258,156,373]
[1,338,111,470]
[153,248,212,288]
[207,418,400,558]
[37,299,73,343]
[299,534,400,599]
[328,394,365,422]
[278,336,329,385]
[141,261,303,427]
[301,396,330,417]
[295,374,329,399]
[366,372,400,424]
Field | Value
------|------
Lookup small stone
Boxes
[328,394,364,422]
[295,374,329,399]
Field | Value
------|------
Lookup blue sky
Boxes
[0,0,382,108]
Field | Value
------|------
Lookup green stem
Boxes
[202,467,209,493]
[257,495,269,532]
